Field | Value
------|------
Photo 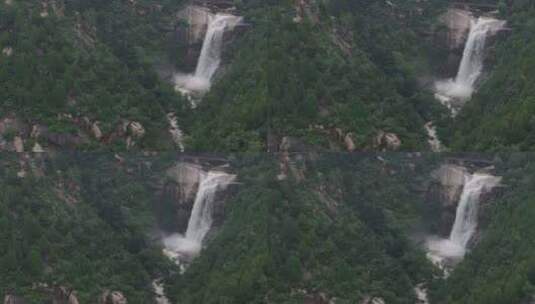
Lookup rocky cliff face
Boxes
[435,8,473,77]
[159,162,202,232]
[157,160,236,234]
[426,164,468,236]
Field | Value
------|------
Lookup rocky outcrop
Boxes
[51,286,79,304]
[177,6,212,45]
[3,295,26,304]
[426,164,468,235]
[160,163,203,231]
[360,297,386,304]
[440,9,473,51]
[175,6,212,70]
[374,131,402,151]
[91,121,103,140]
[344,133,356,152]
[294,0,319,24]
[99,291,127,304]
[2,46,13,57]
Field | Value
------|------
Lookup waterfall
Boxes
[185,171,235,243]
[174,13,242,98]
[449,173,501,248]
[162,170,235,266]
[426,171,501,270]
[434,16,505,115]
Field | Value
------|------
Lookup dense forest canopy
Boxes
[2,0,535,304]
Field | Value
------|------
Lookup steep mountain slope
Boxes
[430,153,535,304]
[0,154,175,303]
[186,0,450,152]
[449,2,535,150]
[0,0,187,151]
[165,154,439,303]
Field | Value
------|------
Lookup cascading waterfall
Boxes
[185,171,235,243]
[162,170,235,265]
[434,16,506,115]
[449,173,501,247]
[426,172,501,270]
[174,13,242,97]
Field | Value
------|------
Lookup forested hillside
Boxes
[2,0,535,303]
[449,1,535,150]
[186,0,450,151]
[0,0,188,151]
[166,154,438,303]
[430,153,535,304]
[0,154,176,303]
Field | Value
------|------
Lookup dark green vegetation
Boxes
[166,154,438,303]
[0,0,187,150]
[1,153,534,303]
[0,154,176,303]
[186,0,450,151]
[449,1,535,150]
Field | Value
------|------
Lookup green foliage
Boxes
[0,154,174,303]
[185,1,449,151]
[0,0,187,151]
[166,154,435,303]
[450,4,535,151]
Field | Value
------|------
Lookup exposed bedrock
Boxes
[156,159,236,234]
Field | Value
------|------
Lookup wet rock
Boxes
[431,165,468,206]
[440,9,472,50]
[160,163,203,231]
[427,164,469,235]
[176,6,212,45]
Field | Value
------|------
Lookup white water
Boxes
[434,17,505,115]
[166,112,185,152]
[424,122,444,152]
[163,170,235,265]
[152,279,171,304]
[175,13,242,98]
[415,284,429,304]
[426,172,501,270]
